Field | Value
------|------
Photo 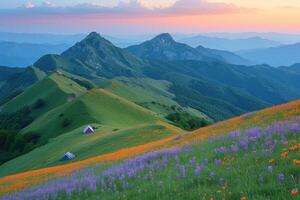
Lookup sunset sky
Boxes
[0,0,300,34]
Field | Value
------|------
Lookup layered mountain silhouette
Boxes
[179,35,281,51]
[237,42,300,67]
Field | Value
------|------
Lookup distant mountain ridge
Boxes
[237,43,300,67]
[179,35,281,51]
[0,41,70,67]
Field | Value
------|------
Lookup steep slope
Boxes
[237,42,300,67]
[61,32,145,78]
[143,60,272,120]
[1,73,87,117]
[0,42,70,67]
[104,77,209,120]
[21,88,159,142]
[145,60,300,105]
[1,99,299,196]
[33,54,95,78]
[127,33,221,62]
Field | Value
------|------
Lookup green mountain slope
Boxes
[104,77,209,120]
[61,32,146,78]
[2,73,86,117]
[21,88,159,142]
[0,67,46,105]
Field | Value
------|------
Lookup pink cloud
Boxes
[1,0,246,17]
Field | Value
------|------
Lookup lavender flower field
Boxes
[2,119,300,200]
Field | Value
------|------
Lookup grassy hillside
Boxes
[0,84,183,177]
[21,88,159,142]
[104,77,209,120]
[0,99,299,197]
[0,67,45,105]
[0,123,179,177]
[2,73,86,116]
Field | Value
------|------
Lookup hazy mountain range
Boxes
[0,42,71,67]
[237,43,300,67]
[2,32,300,68]
[178,35,281,51]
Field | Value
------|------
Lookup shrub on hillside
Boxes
[32,98,46,110]
[61,118,72,128]
[0,130,40,164]
[0,106,33,130]
[166,112,210,131]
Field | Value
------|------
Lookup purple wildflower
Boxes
[194,165,202,176]
[268,166,273,173]
[214,159,222,166]
[230,144,239,153]
[278,174,285,182]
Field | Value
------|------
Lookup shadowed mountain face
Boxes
[34,32,147,78]
[126,33,220,62]
[61,32,148,78]
[127,33,249,65]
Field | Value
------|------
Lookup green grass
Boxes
[104,77,209,120]
[0,123,175,177]
[52,120,299,200]
[21,88,159,141]
[2,73,86,118]
[0,87,176,176]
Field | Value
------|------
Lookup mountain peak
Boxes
[81,31,112,45]
[151,33,175,44]
[86,31,101,39]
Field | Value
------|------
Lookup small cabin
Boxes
[83,125,95,134]
[62,152,75,161]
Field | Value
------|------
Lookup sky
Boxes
[0,0,300,34]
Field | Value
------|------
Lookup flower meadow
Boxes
[1,119,300,200]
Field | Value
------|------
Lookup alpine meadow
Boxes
[0,1,300,200]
